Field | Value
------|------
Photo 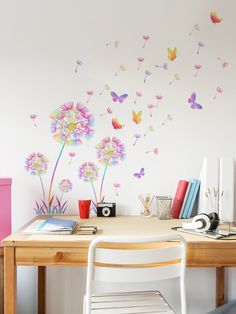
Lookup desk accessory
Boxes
[156,196,172,219]
[97,202,116,217]
[78,200,91,219]
[139,194,154,217]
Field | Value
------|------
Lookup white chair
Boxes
[83,235,186,314]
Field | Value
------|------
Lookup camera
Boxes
[97,203,116,217]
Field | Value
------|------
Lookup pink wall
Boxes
[0,178,12,246]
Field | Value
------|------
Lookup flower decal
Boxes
[25,153,49,176]
[50,102,94,145]
[96,137,125,166]
[59,179,73,193]
[78,162,99,182]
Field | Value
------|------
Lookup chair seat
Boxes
[87,291,175,314]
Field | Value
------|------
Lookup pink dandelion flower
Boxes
[75,59,83,73]
[147,103,155,117]
[114,183,121,196]
[78,162,99,182]
[30,114,37,127]
[99,84,111,96]
[50,102,94,145]
[213,87,223,100]
[68,152,76,165]
[25,152,49,176]
[100,107,113,117]
[86,90,94,103]
[142,35,150,48]
[144,70,152,83]
[133,133,141,146]
[134,91,143,104]
[194,64,202,78]
[217,57,229,68]
[145,147,159,155]
[137,57,144,70]
[96,137,125,166]
[155,95,163,108]
[59,179,73,193]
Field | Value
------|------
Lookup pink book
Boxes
[170,180,189,219]
[0,178,12,246]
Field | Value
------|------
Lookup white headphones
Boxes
[182,212,220,233]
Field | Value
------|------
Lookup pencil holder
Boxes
[156,196,172,220]
[138,194,154,217]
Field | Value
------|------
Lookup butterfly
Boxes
[110,91,128,103]
[167,48,177,61]
[188,92,203,110]
[132,110,142,124]
[210,11,223,24]
[112,118,124,130]
[133,168,145,179]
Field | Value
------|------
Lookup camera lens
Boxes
[102,207,111,217]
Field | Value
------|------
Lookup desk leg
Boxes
[38,266,46,314]
[216,267,225,307]
[4,247,16,314]
[0,252,3,314]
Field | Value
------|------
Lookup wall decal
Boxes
[137,57,144,70]
[100,107,113,117]
[86,90,94,103]
[75,59,83,73]
[134,91,143,104]
[217,57,229,68]
[113,183,121,197]
[213,87,223,100]
[162,114,173,125]
[99,83,111,95]
[197,41,205,55]
[115,64,126,76]
[155,95,163,107]
[144,69,152,83]
[142,34,150,48]
[194,64,202,78]
[210,11,223,24]
[106,40,119,48]
[110,91,128,103]
[147,103,155,117]
[112,117,124,130]
[155,62,168,70]
[144,125,155,136]
[58,178,72,203]
[188,92,203,109]
[68,152,76,165]
[189,24,200,36]
[30,114,37,127]
[167,48,177,61]
[132,110,142,124]
[145,147,159,155]
[133,167,145,179]
[133,133,142,146]
[169,73,180,85]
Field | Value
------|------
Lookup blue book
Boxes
[23,218,77,234]
[186,180,201,218]
[181,179,198,219]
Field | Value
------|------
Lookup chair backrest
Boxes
[85,234,186,314]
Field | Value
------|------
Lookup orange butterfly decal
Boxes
[210,11,223,24]
[132,111,142,124]
[167,48,177,61]
[112,118,124,130]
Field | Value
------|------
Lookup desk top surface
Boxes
[3,215,236,248]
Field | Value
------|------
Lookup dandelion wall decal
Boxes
[194,64,202,78]
[213,87,223,100]
[86,90,94,103]
[133,133,141,146]
[100,107,113,117]
[106,40,119,48]
[58,179,72,202]
[144,70,152,83]
[162,114,173,125]
[144,125,154,136]
[142,35,150,48]
[25,152,49,202]
[99,84,111,95]
[137,57,144,70]
[145,147,159,155]
[113,183,121,196]
[189,24,200,36]
[68,152,76,165]
[134,91,143,104]
[217,57,229,68]
[115,64,126,76]
[155,95,163,108]
[75,59,83,73]
[30,114,37,127]
[147,104,155,117]
[197,41,205,55]
[169,74,180,85]
[155,63,168,70]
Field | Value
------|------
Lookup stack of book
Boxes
[77,225,97,235]
[170,178,201,219]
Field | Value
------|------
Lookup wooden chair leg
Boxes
[38,266,46,314]
[216,267,225,307]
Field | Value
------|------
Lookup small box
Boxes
[156,196,172,220]
[0,178,12,245]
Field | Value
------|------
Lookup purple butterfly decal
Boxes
[188,92,203,109]
[111,91,128,103]
[133,168,145,179]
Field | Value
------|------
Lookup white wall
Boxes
[1,0,236,313]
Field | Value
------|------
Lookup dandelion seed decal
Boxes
[137,57,144,70]
[197,41,205,55]
[217,57,229,68]
[106,40,119,48]
[145,147,159,155]
[155,95,163,108]
[100,107,113,117]
[169,74,180,85]
[114,183,121,197]
[30,114,37,127]
[189,24,200,36]
[194,64,202,78]
[75,59,83,73]
[133,133,141,146]
[99,84,111,95]
[25,152,49,202]
[86,90,94,103]
[142,35,150,48]
[147,104,155,117]
[68,152,76,165]
[144,70,152,83]
[58,179,72,202]
[213,87,223,100]
[155,63,168,70]
[144,125,154,137]
[162,114,173,126]
[115,64,126,76]
[134,91,143,104]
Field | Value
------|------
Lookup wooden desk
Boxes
[3,215,236,314]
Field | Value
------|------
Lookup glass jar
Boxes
[156,196,172,220]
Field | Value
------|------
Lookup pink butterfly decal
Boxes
[188,92,203,109]
[110,91,128,103]
[133,168,145,178]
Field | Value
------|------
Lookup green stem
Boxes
[90,181,98,205]
[39,175,46,202]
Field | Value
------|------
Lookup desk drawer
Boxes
[15,247,88,266]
